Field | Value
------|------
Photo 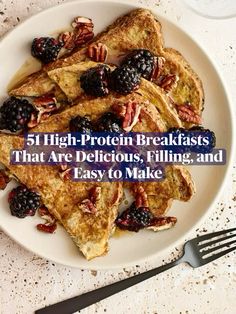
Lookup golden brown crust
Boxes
[162,48,204,128]
[147,196,173,217]
[138,165,196,202]
[10,8,204,117]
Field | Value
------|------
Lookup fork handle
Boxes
[35,257,183,314]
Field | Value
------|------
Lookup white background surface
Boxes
[0,0,235,313]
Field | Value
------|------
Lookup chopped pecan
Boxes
[150,56,166,81]
[38,205,56,225]
[37,205,57,233]
[58,31,75,50]
[33,95,58,113]
[157,74,179,93]
[79,186,101,214]
[32,95,58,124]
[112,102,126,117]
[79,199,97,214]
[38,205,50,217]
[37,223,57,233]
[177,104,202,124]
[87,43,108,62]
[27,112,39,128]
[147,216,177,231]
[134,184,148,208]
[90,186,102,204]
[0,169,11,190]
[59,168,73,181]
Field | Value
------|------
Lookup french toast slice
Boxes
[9,9,204,122]
[0,133,122,260]
[46,60,182,128]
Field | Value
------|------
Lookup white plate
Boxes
[0,0,234,269]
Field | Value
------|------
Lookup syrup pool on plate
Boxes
[7,57,41,92]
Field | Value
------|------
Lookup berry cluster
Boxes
[31,37,63,64]
[116,202,153,232]
[0,97,35,132]
[80,49,157,97]
[8,186,41,218]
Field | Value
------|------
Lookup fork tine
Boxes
[198,233,236,250]
[201,245,236,265]
[201,239,236,257]
[195,228,236,244]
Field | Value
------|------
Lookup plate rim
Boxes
[0,0,235,270]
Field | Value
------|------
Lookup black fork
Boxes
[36,227,236,314]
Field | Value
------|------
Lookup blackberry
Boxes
[96,112,123,132]
[121,49,156,80]
[8,186,41,218]
[80,65,110,97]
[110,65,141,95]
[0,97,35,132]
[116,202,153,232]
[69,115,92,133]
[189,126,216,153]
[168,126,216,153]
[167,127,189,153]
[31,37,63,64]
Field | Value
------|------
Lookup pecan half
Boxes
[71,16,94,46]
[72,16,94,30]
[150,56,166,81]
[0,169,11,190]
[113,101,141,132]
[177,104,202,124]
[157,74,179,93]
[123,102,141,132]
[74,27,94,46]
[79,186,101,214]
[57,16,94,52]
[133,184,148,208]
[147,216,177,232]
[87,43,108,62]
